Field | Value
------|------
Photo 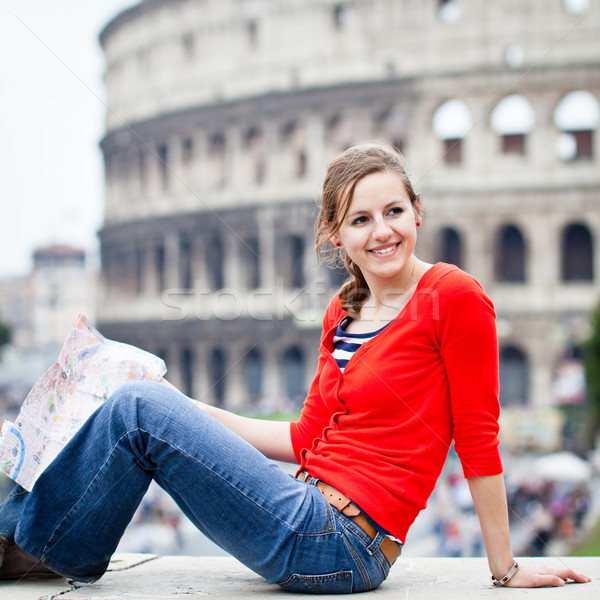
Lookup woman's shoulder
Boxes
[424,262,486,297]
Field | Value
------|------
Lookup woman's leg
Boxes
[9,381,389,592]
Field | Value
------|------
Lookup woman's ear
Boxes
[330,233,342,248]
[324,220,341,248]
[415,195,423,225]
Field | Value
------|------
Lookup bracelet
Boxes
[491,561,519,586]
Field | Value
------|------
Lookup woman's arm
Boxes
[192,399,297,464]
[468,474,591,587]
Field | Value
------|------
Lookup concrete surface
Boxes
[1,554,598,599]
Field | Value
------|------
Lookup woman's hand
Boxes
[504,565,591,587]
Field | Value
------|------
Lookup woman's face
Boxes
[331,170,421,287]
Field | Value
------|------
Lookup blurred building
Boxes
[29,245,97,349]
[0,244,97,420]
[0,245,97,352]
[97,0,600,443]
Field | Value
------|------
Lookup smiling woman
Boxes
[0,142,591,593]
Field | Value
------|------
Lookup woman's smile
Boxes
[368,242,400,256]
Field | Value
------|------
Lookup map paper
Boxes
[0,314,167,491]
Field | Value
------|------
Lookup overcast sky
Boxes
[1,1,136,278]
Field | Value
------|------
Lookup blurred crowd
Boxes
[426,454,595,558]
[506,479,591,555]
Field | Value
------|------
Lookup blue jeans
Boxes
[0,381,391,593]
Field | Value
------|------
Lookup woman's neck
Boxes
[358,257,432,323]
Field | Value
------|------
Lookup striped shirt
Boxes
[332,317,390,372]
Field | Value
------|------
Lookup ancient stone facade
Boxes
[98,0,600,438]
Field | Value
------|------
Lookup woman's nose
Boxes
[371,217,392,239]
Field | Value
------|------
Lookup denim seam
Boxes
[340,529,370,590]
[338,514,389,583]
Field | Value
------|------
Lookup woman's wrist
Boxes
[491,561,519,586]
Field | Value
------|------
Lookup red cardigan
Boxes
[290,263,503,542]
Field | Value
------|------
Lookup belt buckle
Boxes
[296,470,311,483]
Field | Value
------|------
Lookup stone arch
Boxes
[181,346,194,397]
[432,99,472,164]
[206,235,225,290]
[490,95,535,155]
[325,112,354,155]
[438,226,463,268]
[499,345,529,407]
[279,234,306,288]
[280,120,308,179]
[243,346,263,404]
[244,125,266,185]
[495,224,526,282]
[554,90,599,161]
[282,346,306,407]
[179,237,193,290]
[209,348,227,407]
[374,105,407,153]
[561,222,594,281]
[240,237,260,289]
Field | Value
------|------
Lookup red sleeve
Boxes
[289,296,341,463]
[435,272,503,478]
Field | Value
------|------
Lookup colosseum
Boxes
[97,0,600,447]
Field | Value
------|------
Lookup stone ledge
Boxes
[1,554,598,599]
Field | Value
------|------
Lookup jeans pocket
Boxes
[278,570,354,594]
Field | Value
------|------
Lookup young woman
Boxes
[0,142,590,592]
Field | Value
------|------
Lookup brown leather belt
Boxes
[297,472,401,566]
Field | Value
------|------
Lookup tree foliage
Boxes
[583,300,600,435]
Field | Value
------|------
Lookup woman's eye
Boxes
[388,207,404,216]
[351,216,368,226]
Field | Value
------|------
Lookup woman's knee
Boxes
[105,380,191,428]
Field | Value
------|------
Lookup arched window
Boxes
[326,113,354,155]
[561,223,594,281]
[374,105,407,153]
[157,143,169,189]
[437,0,461,23]
[206,236,224,290]
[181,346,194,397]
[208,132,227,187]
[135,245,144,294]
[432,99,472,164]
[280,235,305,288]
[499,346,529,407]
[495,225,526,282]
[562,0,590,15]
[243,347,263,402]
[240,237,260,289]
[282,346,305,407]
[554,91,599,161]
[491,95,535,155]
[280,121,308,179]
[209,348,226,407]
[438,227,463,268]
[179,238,193,290]
[154,242,165,293]
[244,126,266,185]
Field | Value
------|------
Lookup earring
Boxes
[335,242,342,247]
[416,222,421,228]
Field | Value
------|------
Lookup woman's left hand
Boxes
[504,565,591,587]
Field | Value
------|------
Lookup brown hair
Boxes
[315,141,421,317]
